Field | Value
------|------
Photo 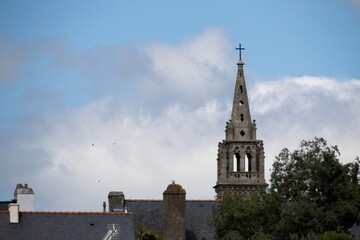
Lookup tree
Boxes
[212,192,275,240]
[212,137,360,240]
[135,227,161,240]
[320,231,352,240]
[269,137,360,238]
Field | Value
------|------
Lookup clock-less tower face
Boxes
[214,51,266,196]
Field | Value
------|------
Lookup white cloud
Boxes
[24,74,360,211]
[1,28,359,211]
[251,76,360,180]
[28,98,225,210]
[146,27,233,102]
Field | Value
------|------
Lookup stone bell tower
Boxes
[214,44,266,196]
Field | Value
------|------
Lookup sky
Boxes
[1,0,360,211]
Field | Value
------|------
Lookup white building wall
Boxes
[17,194,35,211]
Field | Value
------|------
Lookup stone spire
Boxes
[228,60,256,141]
[214,46,266,196]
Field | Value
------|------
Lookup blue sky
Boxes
[1,0,360,210]
[2,1,360,77]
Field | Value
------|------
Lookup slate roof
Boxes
[0,211,134,240]
[0,199,216,240]
[126,199,216,240]
[350,222,360,237]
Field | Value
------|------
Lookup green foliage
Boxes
[135,227,161,240]
[212,192,267,240]
[270,137,360,237]
[212,137,360,240]
[320,231,352,240]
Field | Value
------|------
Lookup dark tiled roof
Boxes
[126,199,163,232]
[0,211,134,240]
[0,199,216,240]
[351,222,360,237]
[186,200,216,240]
[126,199,216,240]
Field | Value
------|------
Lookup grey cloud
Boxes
[36,28,233,109]
[0,35,35,82]
[0,142,52,201]
[349,0,360,14]
[1,29,234,114]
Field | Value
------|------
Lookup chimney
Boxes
[108,191,125,212]
[163,181,186,240]
[14,183,35,211]
[103,202,106,212]
[9,203,19,223]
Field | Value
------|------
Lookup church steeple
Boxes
[214,45,266,196]
[228,59,256,141]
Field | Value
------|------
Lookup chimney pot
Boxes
[103,202,106,212]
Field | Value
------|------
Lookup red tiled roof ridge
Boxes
[186,199,217,202]
[126,199,217,202]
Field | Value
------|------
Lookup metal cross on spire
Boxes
[235,44,245,60]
